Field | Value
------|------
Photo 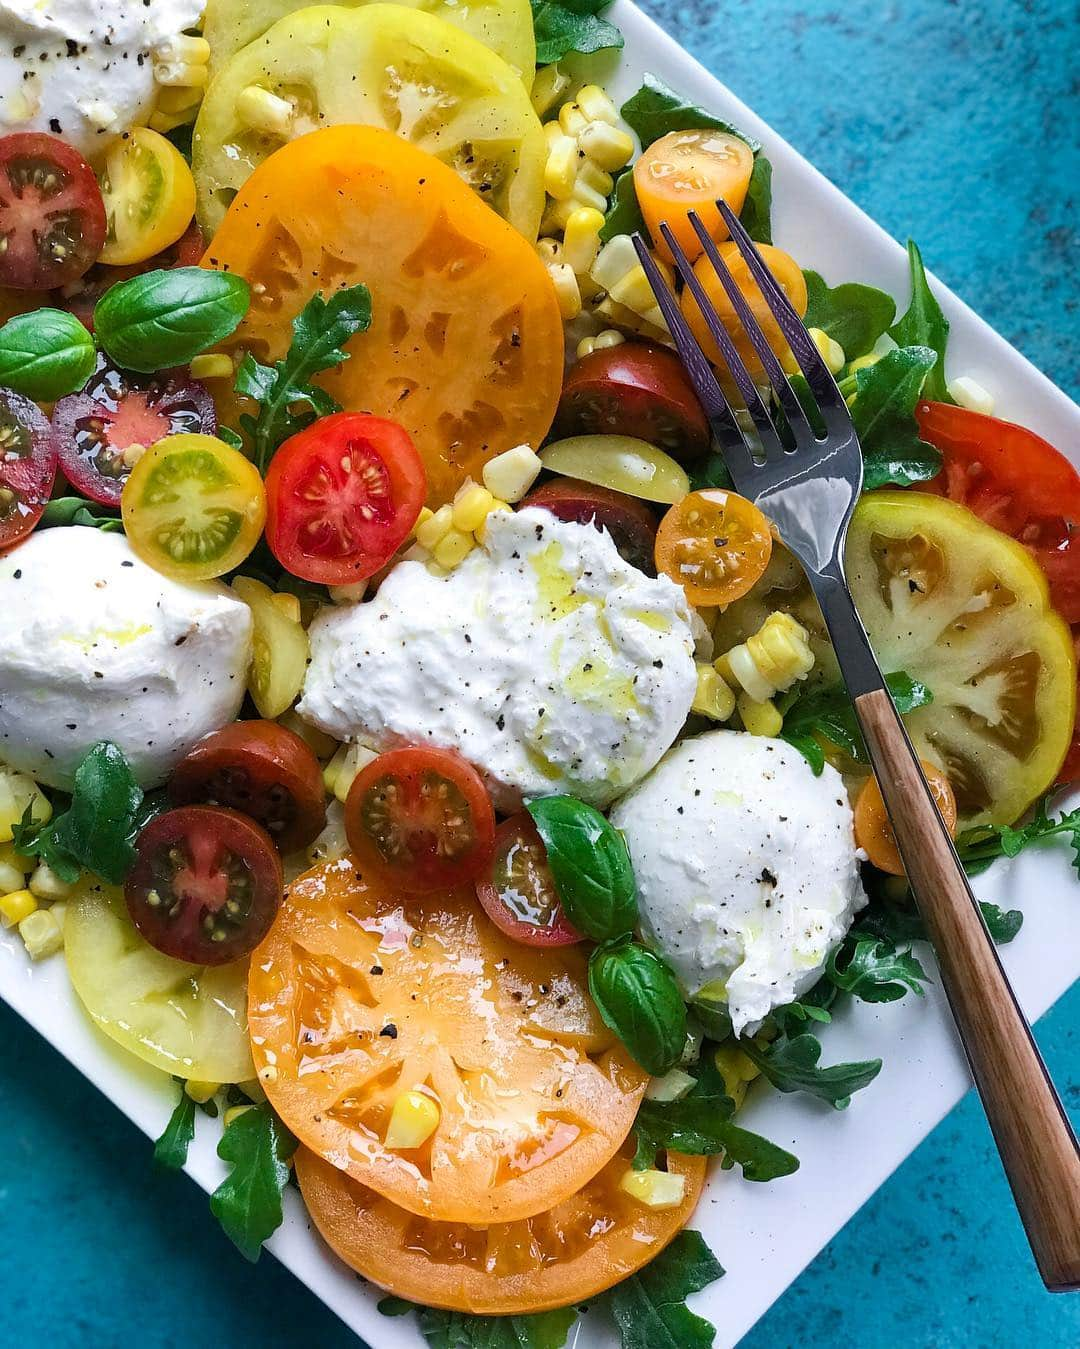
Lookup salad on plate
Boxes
[1,0,1078,1344]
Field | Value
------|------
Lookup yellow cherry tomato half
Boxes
[855,761,958,876]
[98,127,197,266]
[122,434,266,581]
[635,128,755,264]
[655,488,773,606]
[538,435,690,505]
[231,575,309,718]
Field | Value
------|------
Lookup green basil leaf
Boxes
[740,154,773,245]
[526,794,637,940]
[850,345,942,489]
[588,939,686,1075]
[39,496,123,532]
[0,308,96,399]
[888,239,952,402]
[621,75,760,154]
[826,934,929,1003]
[154,1085,197,1170]
[688,450,734,492]
[531,0,623,63]
[802,270,897,361]
[740,1031,881,1109]
[601,168,646,243]
[209,1103,297,1262]
[607,1230,724,1349]
[94,267,249,373]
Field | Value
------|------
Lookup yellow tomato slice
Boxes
[854,760,958,875]
[538,435,690,504]
[634,129,755,263]
[231,576,310,718]
[98,127,197,266]
[655,488,773,605]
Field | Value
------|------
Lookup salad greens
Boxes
[802,270,896,361]
[826,934,929,1003]
[741,1031,882,1110]
[38,496,123,532]
[415,1306,576,1349]
[607,1231,724,1349]
[531,0,623,63]
[0,309,96,400]
[849,345,943,489]
[154,1084,197,1171]
[600,167,647,242]
[780,670,933,775]
[209,1104,297,1262]
[94,267,250,373]
[526,794,637,940]
[957,797,1080,879]
[740,154,774,245]
[889,239,952,402]
[589,939,687,1075]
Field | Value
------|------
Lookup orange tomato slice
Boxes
[296,1140,705,1314]
[655,488,773,606]
[855,761,958,876]
[203,125,564,505]
[247,859,648,1224]
[634,128,755,264]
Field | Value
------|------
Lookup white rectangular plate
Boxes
[3,4,1079,1347]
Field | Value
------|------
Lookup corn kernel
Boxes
[948,375,995,416]
[154,34,211,66]
[19,907,63,959]
[692,664,736,721]
[236,84,295,137]
[547,261,582,321]
[328,580,368,605]
[590,233,638,291]
[721,611,814,701]
[224,1104,254,1129]
[155,83,205,116]
[847,353,881,375]
[558,101,589,138]
[0,888,37,929]
[544,132,579,200]
[154,61,209,89]
[385,1090,441,1149]
[568,179,608,214]
[278,709,338,761]
[578,121,635,172]
[576,159,614,199]
[534,236,563,266]
[452,481,496,533]
[540,198,578,236]
[184,1079,219,1105]
[576,84,619,125]
[0,769,51,844]
[645,1068,696,1102]
[610,265,658,316]
[714,1043,760,1110]
[474,499,511,544]
[738,693,783,737]
[189,353,234,381]
[482,445,543,503]
[0,843,26,895]
[433,527,475,570]
[415,502,453,552]
[531,63,570,118]
[331,743,378,804]
[562,206,605,276]
[807,326,845,375]
[29,862,74,903]
[149,109,194,134]
[618,1168,687,1210]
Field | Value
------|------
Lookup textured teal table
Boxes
[2,1,1078,1346]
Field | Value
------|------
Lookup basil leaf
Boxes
[531,0,623,63]
[851,345,942,489]
[0,308,96,399]
[607,1230,724,1349]
[94,267,249,373]
[589,939,686,1075]
[154,1084,196,1170]
[377,1296,415,1318]
[781,670,932,773]
[417,1305,576,1349]
[602,168,646,243]
[740,1031,881,1109]
[209,1103,297,1262]
[740,154,773,245]
[621,75,760,154]
[803,270,897,361]
[826,934,929,1003]
[39,496,123,532]
[526,794,637,940]
[888,239,952,402]
[688,451,734,492]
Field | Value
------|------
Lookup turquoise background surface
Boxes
[2,0,1078,1346]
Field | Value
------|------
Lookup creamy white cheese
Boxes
[0,0,203,155]
[0,528,252,789]
[610,730,866,1035]
[299,508,698,811]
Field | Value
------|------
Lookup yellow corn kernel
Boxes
[326,743,378,805]
[692,664,736,722]
[184,1079,219,1105]
[547,261,582,321]
[29,862,74,903]
[154,60,209,90]
[610,264,658,316]
[154,35,211,66]
[721,611,815,701]
[578,121,635,172]
[433,527,475,570]
[0,769,51,844]
[558,101,589,138]
[328,580,368,605]
[0,888,36,929]
[534,236,563,266]
[591,297,673,346]
[576,328,626,359]
[155,84,205,116]
[0,843,26,895]
[568,179,608,214]
[531,63,570,118]
[385,1090,440,1149]
[644,1068,696,1102]
[271,591,302,623]
[948,375,995,415]
[415,502,453,552]
[807,326,845,375]
[576,159,614,199]
[278,709,338,761]
[224,1104,254,1129]
[19,907,63,959]
[590,233,638,290]
[474,499,511,545]
[576,84,619,125]
[618,1168,687,1210]
[189,353,234,381]
[544,132,579,200]
[562,206,605,276]
[452,481,496,534]
[149,109,195,134]
[738,692,783,737]
[714,1043,761,1110]
[848,352,881,375]
[235,84,295,137]
[482,445,542,504]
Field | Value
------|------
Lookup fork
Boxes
[634,203,1080,1290]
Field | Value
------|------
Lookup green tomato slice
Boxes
[538,435,692,505]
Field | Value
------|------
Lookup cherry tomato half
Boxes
[265,412,427,585]
[556,342,710,460]
[168,720,326,855]
[52,356,215,507]
[125,805,283,965]
[0,387,57,551]
[854,762,958,876]
[655,488,773,605]
[476,814,581,947]
[634,128,755,264]
[0,133,106,290]
[522,478,659,574]
[344,747,496,894]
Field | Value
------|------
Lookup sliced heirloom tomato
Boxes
[655,488,773,605]
[0,133,106,290]
[126,805,284,965]
[634,128,755,264]
[855,761,958,876]
[296,1140,703,1314]
[345,747,495,894]
[202,125,563,506]
[231,575,311,718]
[98,127,197,267]
[0,387,57,551]
[538,435,690,505]
[476,813,581,947]
[522,479,658,574]
[51,357,215,507]
[247,860,648,1223]
[169,721,326,854]
[265,413,426,584]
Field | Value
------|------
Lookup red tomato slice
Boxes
[0,133,106,290]
[0,387,58,550]
[265,412,426,584]
[344,747,495,894]
[476,813,581,947]
[522,479,658,574]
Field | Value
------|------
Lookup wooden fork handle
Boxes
[855,686,1080,1290]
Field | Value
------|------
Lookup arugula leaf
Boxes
[607,1230,724,1349]
[154,1083,196,1170]
[740,154,773,245]
[856,882,1024,947]
[850,345,942,489]
[956,797,1080,878]
[38,496,124,532]
[781,671,932,774]
[826,934,929,1003]
[802,271,897,362]
[236,284,372,472]
[741,1032,881,1109]
[377,1296,415,1318]
[209,1104,297,1262]
[602,169,646,243]
[888,240,952,402]
[417,1306,576,1349]
[621,75,760,153]
[531,0,622,63]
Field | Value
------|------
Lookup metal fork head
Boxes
[633,204,864,578]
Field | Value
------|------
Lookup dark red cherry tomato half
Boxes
[476,814,581,947]
[522,478,658,574]
[265,412,427,584]
[344,746,496,894]
[125,805,283,966]
[0,133,106,290]
[168,720,327,854]
[556,342,710,460]
[60,218,205,330]
[51,355,216,506]
[0,386,58,550]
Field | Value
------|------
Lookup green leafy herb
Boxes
[601,169,646,243]
[956,797,1080,878]
[741,1031,881,1110]
[826,934,929,1002]
[588,939,686,1075]
[530,0,622,63]
[526,795,637,940]
[94,267,249,373]
[741,154,773,244]
[781,670,932,774]
[850,345,942,489]
[154,1083,196,1170]
[856,881,1023,947]
[377,1296,415,1318]
[209,1103,297,1262]
[802,271,896,362]
[0,308,96,399]
[621,75,760,153]
[235,283,372,472]
[607,1230,724,1349]
[688,451,734,492]
[416,1305,576,1349]
[888,240,951,402]
[38,496,123,532]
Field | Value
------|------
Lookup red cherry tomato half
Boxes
[0,133,106,290]
[125,805,283,965]
[168,720,327,854]
[60,218,205,330]
[522,478,659,574]
[265,412,426,584]
[0,386,58,550]
[476,814,581,947]
[52,355,216,507]
[556,342,710,460]
[344,746,496,894]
